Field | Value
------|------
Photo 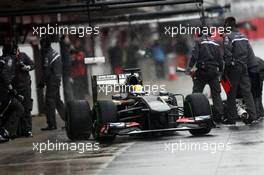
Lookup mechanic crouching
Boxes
[0,43,24,141]
[186,27,224,123]
[39,36,65,131]
[223,17,258,125]
[13,45,34,137]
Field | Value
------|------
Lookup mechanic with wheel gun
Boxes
[13,44,35,137]
[186,27,224,124]
[38,36,65,131]
[222,17,258,125]
[0,42,24,142]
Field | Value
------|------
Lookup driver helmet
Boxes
[130,84,145,94]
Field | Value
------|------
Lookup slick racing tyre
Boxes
[92,101,117,143]
[184,93,212,136]
[184,93,211,117]
[189,127,211,136]
[66,100,92,140]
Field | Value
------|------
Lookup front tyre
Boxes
[184,93,212,136]
[184,93,211,117]
[189,127,211,136]
[92,101,117,143]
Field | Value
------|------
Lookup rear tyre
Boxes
[66,100,92,140]
[92,101,117,143]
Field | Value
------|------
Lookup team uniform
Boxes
[223,30,258,123]
[41,47,65,130]
[187,35,224,122]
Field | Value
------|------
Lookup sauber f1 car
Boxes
[65,68,214,143]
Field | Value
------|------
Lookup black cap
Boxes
[224,17,237,29]
[2,41,17,55]
[40,36,52,49]
[198,26,212,37]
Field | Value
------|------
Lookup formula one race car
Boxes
[65,68,214,143]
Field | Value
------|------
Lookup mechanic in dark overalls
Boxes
[250,57,264,119]
[0,43,24,139]
[13,46,34,137]
[60,35,74,102]
[186,28,224,123]
[39,37,65,130]
[223,17,258,124]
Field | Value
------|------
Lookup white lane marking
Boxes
[96,142,136,175]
